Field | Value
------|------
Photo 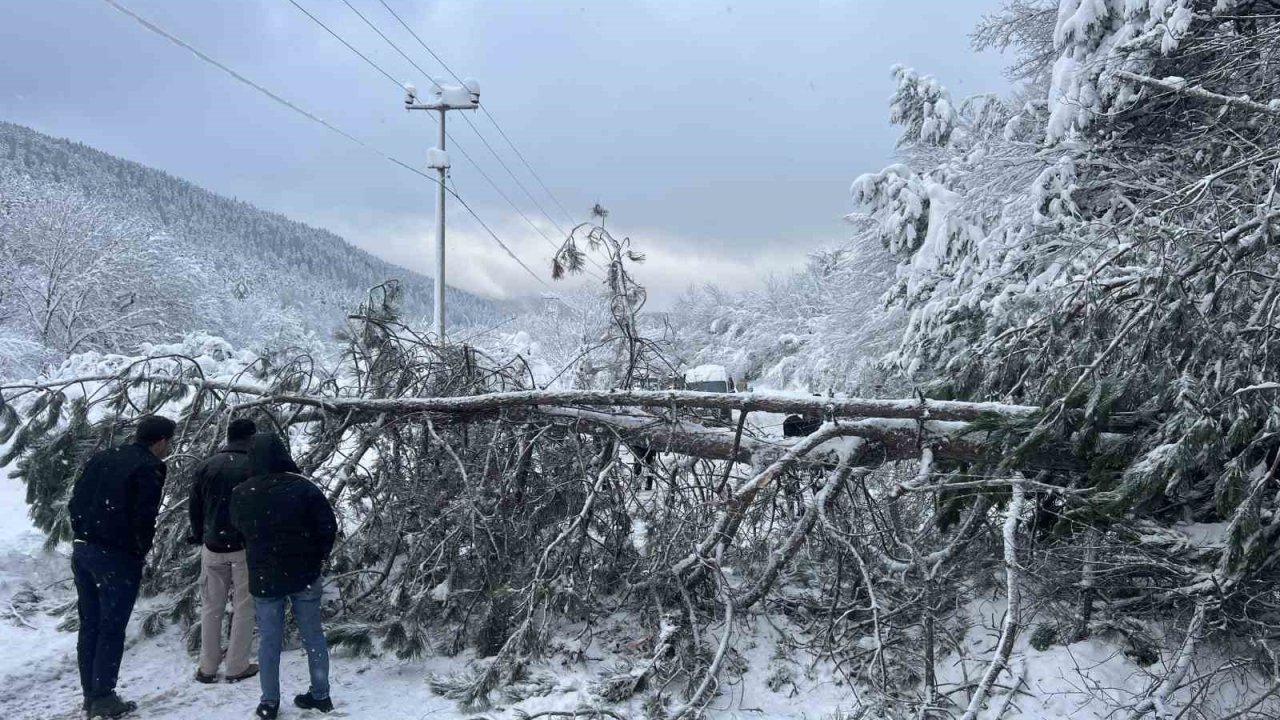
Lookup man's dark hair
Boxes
[227,418,257,442]
[134,415,177,446]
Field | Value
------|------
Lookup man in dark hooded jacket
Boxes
[68,415,176,719]
[231,433,338,719]
[189,417,259,684]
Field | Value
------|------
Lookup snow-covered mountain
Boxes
[0,121,496,352]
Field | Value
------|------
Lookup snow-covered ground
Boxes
[0,460,1253,720]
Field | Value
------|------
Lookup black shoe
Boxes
[294,692,334,712]
[194,669,218,684]
[255,702,279,719]
[88,693,138,719]
[225,664,259,683]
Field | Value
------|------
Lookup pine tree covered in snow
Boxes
[850,0,1280,661]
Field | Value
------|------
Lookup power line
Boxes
[454,113,602,269]
[281,0,581,283]
[376,0,582,228]
[336,0,599,275]
[337,2,561,242]
[99,0,552,292]
[100,0,382,169]
[340,0,439,90]
[375,0,466,85]
[478,107,580,228]
[302,0,604,280]
[444,185,556,292]
[458,115,566,238]
[285,0,400,87]
[447,180,588,316]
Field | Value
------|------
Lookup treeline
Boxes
[0,121,497,375]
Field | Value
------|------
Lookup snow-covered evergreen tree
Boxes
[851,0,1280,638]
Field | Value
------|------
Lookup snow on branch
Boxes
[1113,70,1280,117]
[0,371,1125,473]
[1233,382,1280,396]
[2,377,1046,423]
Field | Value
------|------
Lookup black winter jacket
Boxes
[68,442,168,559]
[189,439,252,552]
[230,434,337,598]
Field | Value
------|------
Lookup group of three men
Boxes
[68,416,339,719]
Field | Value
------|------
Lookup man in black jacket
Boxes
[68,415,176,719]
[231,433,338,720]
[189,418,259,684]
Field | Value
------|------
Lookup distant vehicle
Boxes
[681,364,735,394]
[631,372,676,392]
[625,365,738,486]
[678,365,735,423]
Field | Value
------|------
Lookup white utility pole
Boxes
[404,79,480,343]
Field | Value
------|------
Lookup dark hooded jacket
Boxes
[68,442,167,559]
[230,433,338,598]
[188,438,252,552]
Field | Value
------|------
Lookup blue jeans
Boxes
[253,581,329,705]
[72,542,143,702]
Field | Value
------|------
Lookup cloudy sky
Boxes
[0,0,1011,307]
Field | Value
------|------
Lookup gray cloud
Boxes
[0,0,1011,306]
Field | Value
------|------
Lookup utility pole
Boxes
[404,79,480,343]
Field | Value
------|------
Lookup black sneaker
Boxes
[255,701,279,719]
[294,692,334,712]
[88,693,138,719]
[194,669,218,684]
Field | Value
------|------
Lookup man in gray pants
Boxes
[188,418,259,684]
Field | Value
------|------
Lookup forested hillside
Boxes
[0,121,495,375]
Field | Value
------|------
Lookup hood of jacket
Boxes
[247,432,300,478]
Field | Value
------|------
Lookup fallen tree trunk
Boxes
[539,408,1115,472]
[2,375,1124,471]
[6,375,1041,423]
[292,388,1046,424]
